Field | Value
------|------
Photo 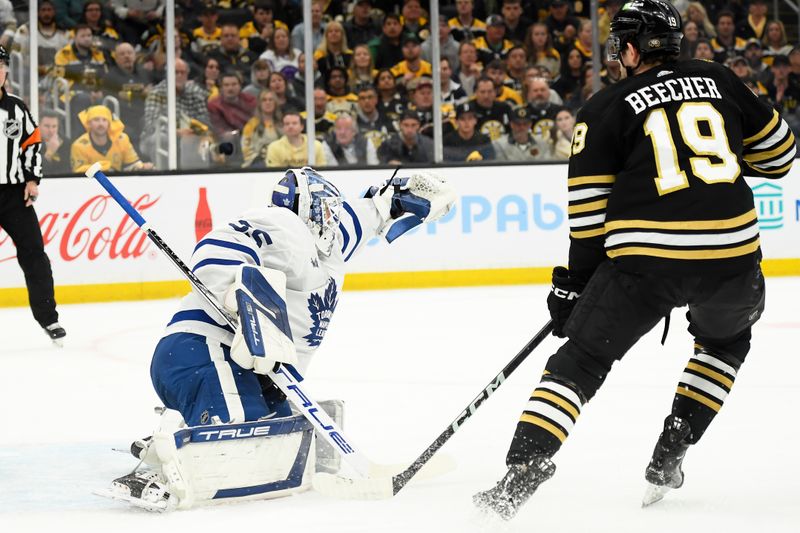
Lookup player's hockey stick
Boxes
[85,163,378,479]
[313,319,555,499]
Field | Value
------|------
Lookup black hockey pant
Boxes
[0,183,58,327]
[507,259,765,464]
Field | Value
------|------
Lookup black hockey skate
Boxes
[642,415,692,507]
[95,470,173,512]
[43,322,66,347]
[473,455,556,520]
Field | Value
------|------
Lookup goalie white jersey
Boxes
[163,198,382,374]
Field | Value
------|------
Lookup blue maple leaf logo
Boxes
[304,277,339,347]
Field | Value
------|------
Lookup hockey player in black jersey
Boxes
[474,0,795,520]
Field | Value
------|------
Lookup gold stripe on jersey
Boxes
[606,239,760,260]
[567,174,616,187]
[746,161,794,175]
[532,390,580,420]
[571,227,606,239]
[605,209,757,232]
[686,362,734,389]
[743,133,796,163]
[675,387,722,412]
[519,414,568,442]
[743,109,779,145]
[568,198,608,215]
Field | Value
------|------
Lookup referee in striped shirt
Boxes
[0,46,65,344]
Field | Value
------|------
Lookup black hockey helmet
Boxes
[606,0,682,62]
[0,45,9,65]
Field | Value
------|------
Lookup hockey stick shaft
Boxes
[391,319,554,495]
[86,163,373,478]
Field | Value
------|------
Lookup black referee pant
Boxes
[0,183,58,327]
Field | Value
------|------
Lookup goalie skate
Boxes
[94,471,175,512]
[473,455,556,521]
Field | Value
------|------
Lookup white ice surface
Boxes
[1,280,798,532]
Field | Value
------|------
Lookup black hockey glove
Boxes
[546,267,585,338]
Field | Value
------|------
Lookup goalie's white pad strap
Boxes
[149,411,316,509]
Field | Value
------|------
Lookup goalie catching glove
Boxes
[224,265,297,374]
[365,172,456,242]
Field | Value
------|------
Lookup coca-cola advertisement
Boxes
[0,174,254,291]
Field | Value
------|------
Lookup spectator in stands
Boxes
[551,47,583,101]
[208,23,259,81]
[142,58,211,168]
[288,52,318,107]
[728,56,768,96]
[406,76,449,137]
[53,0,85,30]
[354,83,394,147]
[306,86,337,138]
[243,59,272,99]
[325,66,358,116]
[473,76,510,141]
[597,0,622,45]
[368,13,404,69]
[548,106,575,160]
[525,76,560,145]
[345,0,380,47]
[679,20,701,60]
[440,57,468,106]
[762,20,793,65]
[314,20,353,83]
[693,38,715,60]
[54,23,108,91]
[269,71,303,111]
[11,0,69,73]
[456,40,482,95]
[485,59,523,106]
[377,108,432,164]
[192,4,222,56]
[711,10,746,63]
[743,39,768,80]
[525,65,563,104]
[474,15,514,66]
[443,101,494,162]
[241,89,283,168]
[322,113,378,166]
[788,46,800,85]
[207,71,257,164]
[684,2,716,39]
[266,110,325,167]
[502,45,526,93]
[422,15,460,72]
[572,19,594,65]
[71,104,153,173]
[112,0,164,48]
[40,109,71,175]
[196,56,222,100]
[375,68,405,124]
[736,0,768,41]
[545,0,580,53]
[240,1,289,57]
[525,22,560,81]
[501,0,531,44]
[766,55,800,129]
[565,63,598,112]
[105,41,154,150]
[493,105,546,162]
[261,26,301,81]
[291,0,325,52]
[81,1,120,54]
[449,0,486,43]
[391,33,432,89]
[348,44,377,92]
[401,0,428,40]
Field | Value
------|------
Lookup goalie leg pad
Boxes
[152,332,277,425]
[139,411,316,509]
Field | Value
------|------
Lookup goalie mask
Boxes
[271,167,343,256]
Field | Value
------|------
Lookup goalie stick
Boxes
[313,319,555,499]
[86,163,377,479]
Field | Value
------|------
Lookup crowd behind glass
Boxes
[8,0,799,174]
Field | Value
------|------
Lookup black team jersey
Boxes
[566,59,795,281]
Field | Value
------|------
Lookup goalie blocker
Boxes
[100,400,345,511]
